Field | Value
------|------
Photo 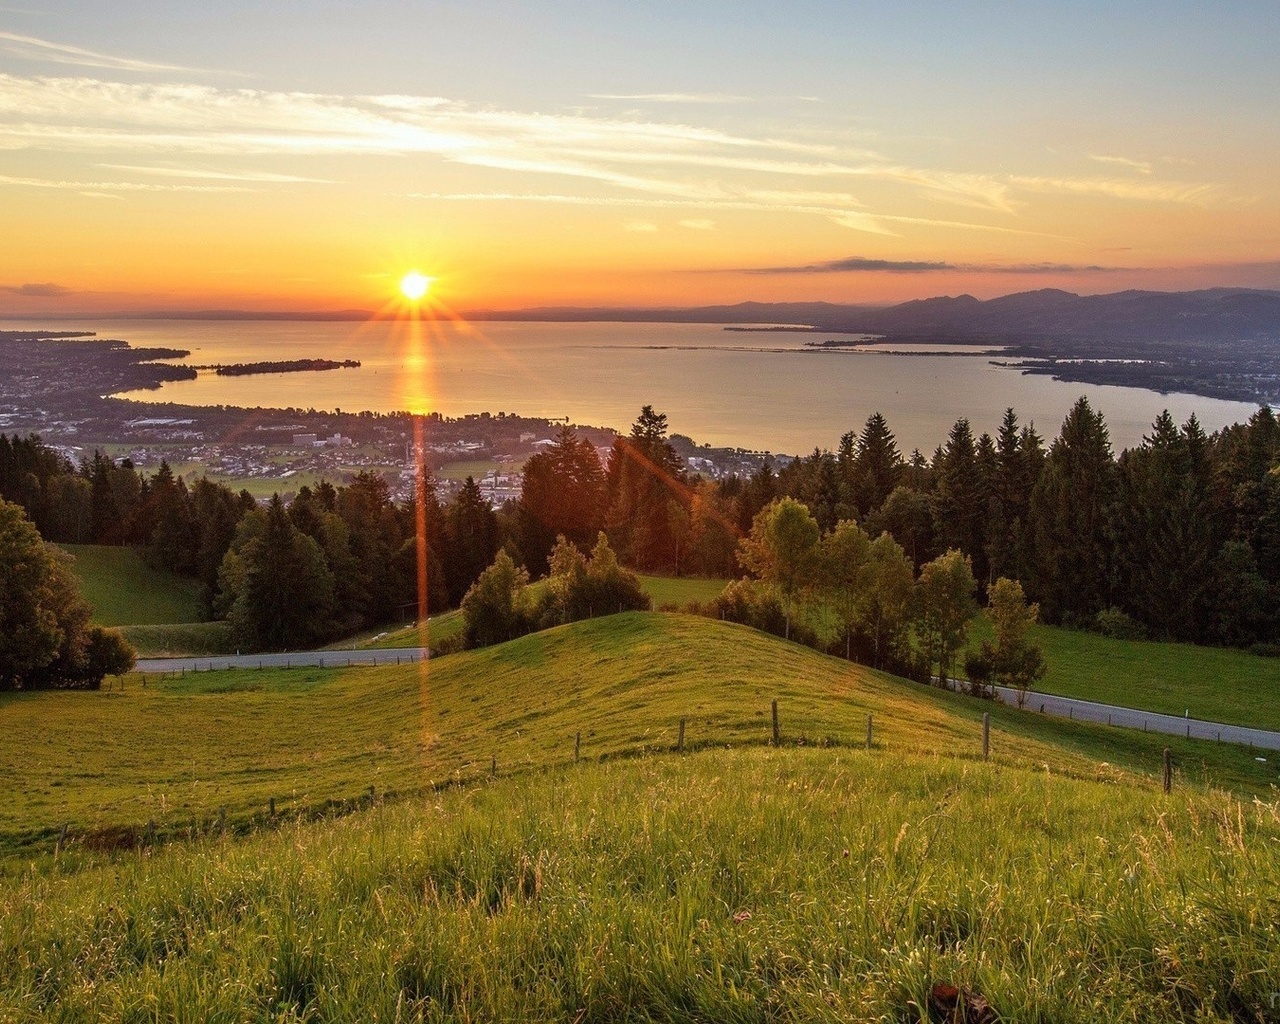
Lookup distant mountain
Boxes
[471,288,1280,345]
[88,287,1280,346]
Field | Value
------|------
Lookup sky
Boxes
[2,0,1279,314]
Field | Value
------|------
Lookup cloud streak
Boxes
[0,67,1231,237]
[0,31,200,74]
[0,281,72,296]
[588,93,749,104]
[742,255,1127,274]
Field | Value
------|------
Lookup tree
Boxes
[518,426,606,573]
[461,550,533,647]
[1029,397,1116,623]
[869,485,934,569]
[915,548,977,684]
[738,497,820,640]
[0,498,133,689]
[444,477,501,605]
[984,576,1046,703]
[860,533,917,670]
[821,518,872,659]
[217,496,337,651]
[605,406,687,570]
[851,412,902,517]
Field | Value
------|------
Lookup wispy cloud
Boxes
[588,93,749,104]
[1010,174,1218,205]
[623,220,658,232]
[1088,153,1153,174]
[0,68,1231,236]
[0,31,199,73]
[96,163,333,183]
[742,255,1125,274]
[0,173,254,193]
[0,281,72,296]
[679,218,715,230]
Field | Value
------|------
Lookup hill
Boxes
[60,544,200,626]
[3,614,1278,1021]
[4,613,1276,860]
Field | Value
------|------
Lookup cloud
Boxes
[679,218,715,230]
[1088,153,1153,174]
[0,67,1230,241]
[589,93,749,104]
[96,163,333,183]
[741,255,1126,274]
[0,281,72,296]
[0,173,254,193]
[0,31,200,73]
[623,220,658,232]
[1009,174,1219,205]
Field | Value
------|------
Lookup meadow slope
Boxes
[2,749,1277,1022]
[4,613,1277,860]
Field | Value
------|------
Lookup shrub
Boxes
[1094,607,1149,641]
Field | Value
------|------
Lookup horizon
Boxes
[3,2,1280,315]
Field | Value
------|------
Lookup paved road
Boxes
[991,684,1280,751]
[135,648,429,674]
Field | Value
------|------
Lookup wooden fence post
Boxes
[574,731,581,763]
[368,784,376,806]
[55,823,68,858]
[218,807,227,836]
[678,717,686,753]
[1162,748,1172,794]
[269,797,276,819]
[982,713,990,761]
[491,754,497,776]
[866,714,873,750]
[771,699,780,746]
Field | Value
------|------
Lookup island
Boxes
[192,358,362,377]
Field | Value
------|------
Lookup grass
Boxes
[967,615,1280,732]
[3,613,1277,862]
[115,621,237,658]
[60,544,200,626]
[436,459,506,480]
[639,573,730,608]
[1,748,1277,1022]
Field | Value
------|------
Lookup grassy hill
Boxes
[3,746,1277,1021]
[60,544,200,626]
[3,613,1279,1021]
[4,613,1276,860]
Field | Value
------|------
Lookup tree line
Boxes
[4,394,1278,654]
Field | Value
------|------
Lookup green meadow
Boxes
[3,613,1279,1021]
[5,613,1277,861]
[60,544,200,626]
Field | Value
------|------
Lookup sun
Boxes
[399,271,433,302]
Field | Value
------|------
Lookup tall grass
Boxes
[2,748,1276,1022]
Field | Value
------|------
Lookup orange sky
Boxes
[2,5,1278,314]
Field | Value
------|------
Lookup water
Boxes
[14,319,1262,455]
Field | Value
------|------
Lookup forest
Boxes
[2,395,1278,657]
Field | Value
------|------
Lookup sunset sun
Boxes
[399,271,432,302]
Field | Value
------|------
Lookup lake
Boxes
[35,318,1264,455]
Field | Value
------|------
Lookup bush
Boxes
[1094,607,1149,641]
[461,551,535,648]
[1249,642,1280,658]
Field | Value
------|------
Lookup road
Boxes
[135,648,429,674]
[991,684,1280,751]
[135,647,1280,753]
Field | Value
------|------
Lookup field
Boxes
[3,613,1279,1021]
[967,616,1280,733]
[5,613,1278,862]
[638,573,731,608]
[60,544,200,626]
[3,745,1278,1021]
